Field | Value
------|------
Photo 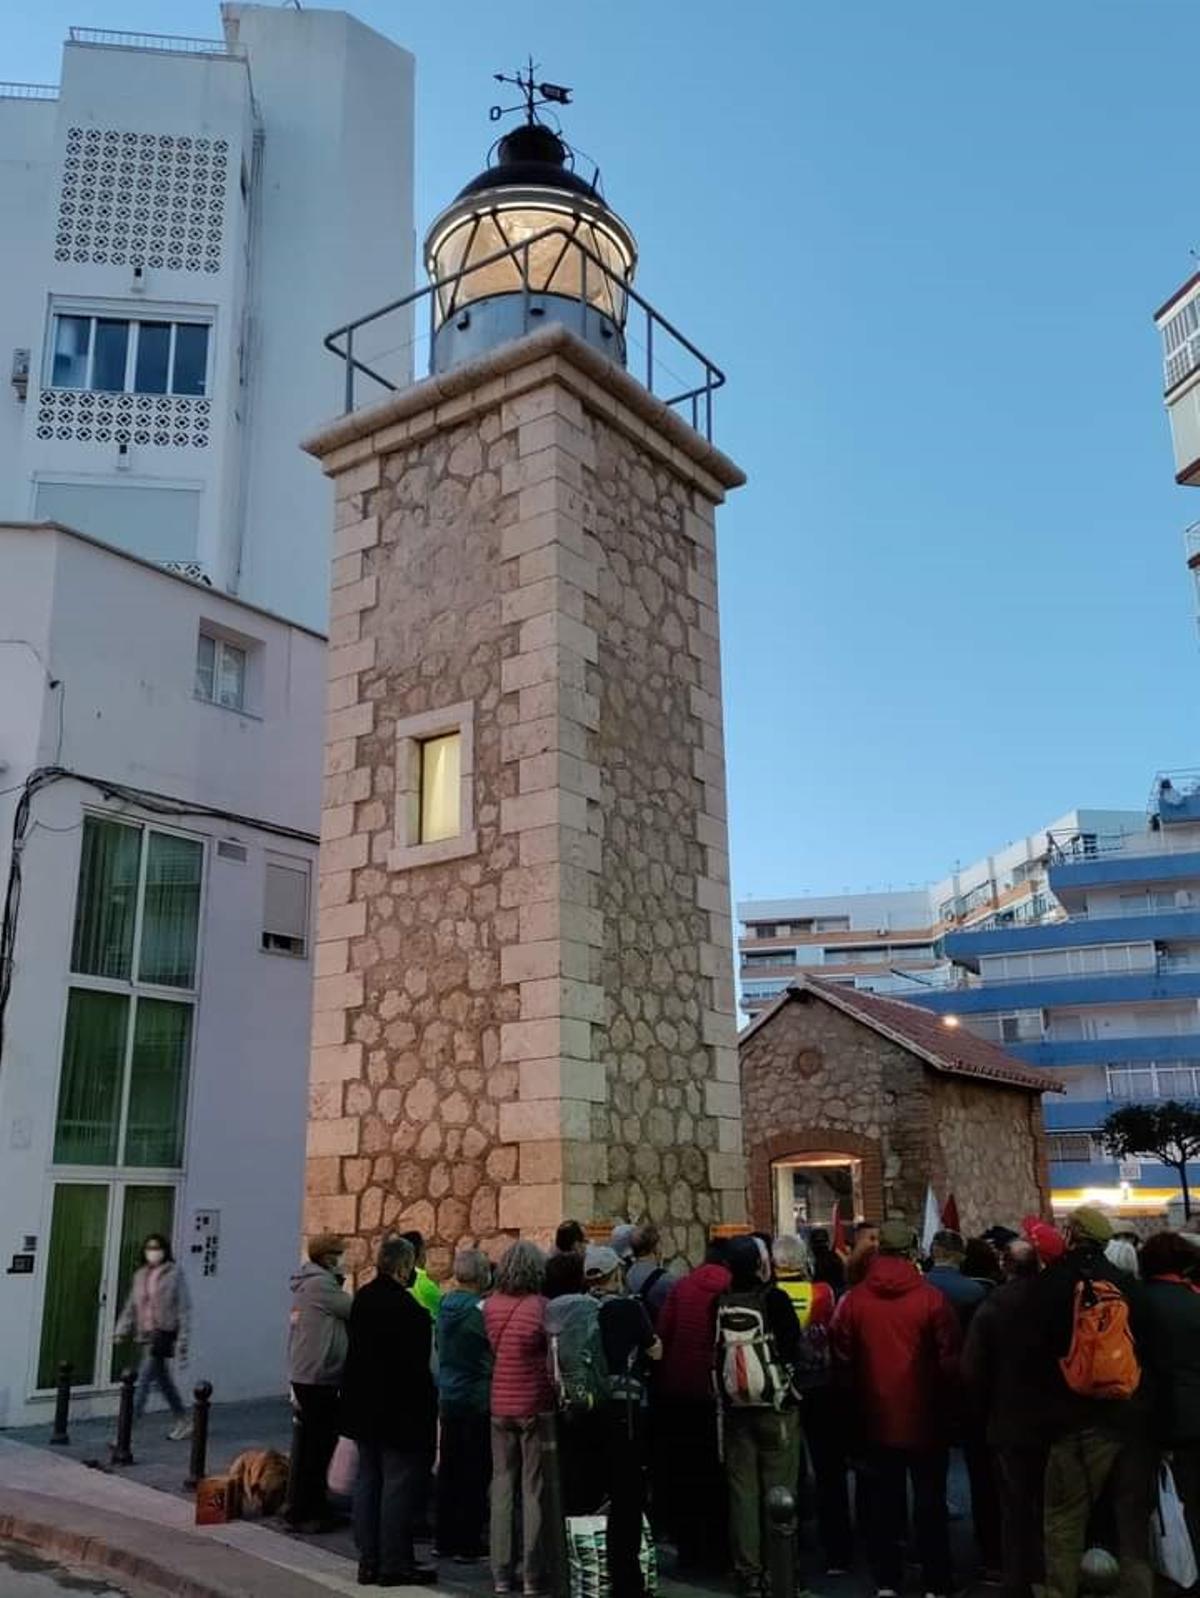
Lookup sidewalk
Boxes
[0,1403,731,1598]
[3,1397,990,1598]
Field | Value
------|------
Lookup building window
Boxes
[419,733,462,844]
[56,816,201,1169]
[49,314,210,397]
[390,703,476,871]
[1107,1063,1200,1101]
[195,632,247,711]
[262,857,310,958]
[1046,1132,1097,1164]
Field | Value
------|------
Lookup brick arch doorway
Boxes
[771,1151,864,1234]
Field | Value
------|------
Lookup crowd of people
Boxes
[274,1209,1200,1598]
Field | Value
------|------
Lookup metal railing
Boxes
[324,222,725,441]
[67,27,244,58]
[0,82,59,99]
[1186,522,1200,563]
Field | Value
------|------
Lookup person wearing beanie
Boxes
[830,1219,960,1598]
[963,1239,1047,1598]
[719,1234,803,1598]
[1030,1205,1154,1598]
[287,1232,351,1530]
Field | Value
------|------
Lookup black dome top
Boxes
[455,122,602,202]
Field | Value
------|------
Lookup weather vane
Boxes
[490,57,572,125]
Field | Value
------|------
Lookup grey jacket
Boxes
[289,1261,351,1385]
[115,1262,191,1345]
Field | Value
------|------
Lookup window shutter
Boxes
[263,860,309,955]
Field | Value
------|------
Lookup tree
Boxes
[1101,1101,1200,1219]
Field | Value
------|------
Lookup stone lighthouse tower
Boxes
[302,79,746,1275]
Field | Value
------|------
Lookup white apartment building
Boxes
[0,522,324,1426]
[738,809,1143,1015]
[0,6,415,632]
[0,7,415,1424]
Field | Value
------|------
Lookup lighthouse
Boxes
[301,73,746,1274]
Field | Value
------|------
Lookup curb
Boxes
[0,1506,225,1598]
[0,1489,354,1598]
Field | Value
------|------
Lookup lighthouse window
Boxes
[389,702,478,871]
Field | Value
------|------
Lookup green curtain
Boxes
[110,1186,174,1380]
[70,818,140,980]
[138,833,202,988]
[53,990,127,1165]
[38,1184,108,1389]
[124,999,191,1167]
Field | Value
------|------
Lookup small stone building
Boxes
[740,978,1058,1236]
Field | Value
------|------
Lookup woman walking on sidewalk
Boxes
[114,1232,192,1439]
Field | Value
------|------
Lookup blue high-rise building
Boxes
[907,773,1200,1220]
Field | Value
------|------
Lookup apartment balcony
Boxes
[1153,770,1200,827]
[1044,1099,1110,1130]
[1048,845,1200,910]
[1007,1034,1200,1069]
[945,907,1200,968]
[911,965,1200,1015]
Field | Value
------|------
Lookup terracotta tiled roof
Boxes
[739,977,1063,1094]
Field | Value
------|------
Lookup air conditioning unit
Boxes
[10,348,30,401]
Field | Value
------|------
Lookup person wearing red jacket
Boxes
[831,1219,961,1598]
[654,1240,733,1576]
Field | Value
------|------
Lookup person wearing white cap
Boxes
[584,1244,661,1598]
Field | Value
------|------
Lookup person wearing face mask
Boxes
[287,1232,352,1531]
[113,1232,192,1440]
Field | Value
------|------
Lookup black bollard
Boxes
[110,1367,136,1466]
[49,1362,73,1446]
[184,1380,213,1490]
[766,1483,797,1598]
[283,1396,304,1525]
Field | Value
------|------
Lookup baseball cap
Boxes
[878,1220,917,1255]
[584,1244,621,1281]
[609,1224,637,1262]
[1070,1205,1113,1246]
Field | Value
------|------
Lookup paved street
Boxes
[0,1541,141,1596]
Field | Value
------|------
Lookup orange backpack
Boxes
[1059,1276,1140,1400]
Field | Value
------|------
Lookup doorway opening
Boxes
[771,1152,864,1235]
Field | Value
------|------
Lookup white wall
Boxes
[0,524,322,1425]
[223,4,415,631]
[0,97,56,508]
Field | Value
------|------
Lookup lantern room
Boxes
[423,118,637,375]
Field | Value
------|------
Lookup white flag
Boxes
[921,1184,941,1253]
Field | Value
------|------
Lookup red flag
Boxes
[831,1200,847,1256]
[941,1193,961,1232]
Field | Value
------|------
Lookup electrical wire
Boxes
[0,765,319,1062]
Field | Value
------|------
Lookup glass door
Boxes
[110,1185,175,1381]
[37,1184,109,1389]
[37,1181,176,1391]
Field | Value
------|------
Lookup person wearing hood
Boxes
[655,1240,733,1576]
[435,1248,494,1562]
[1031,1206,1154,1598]
[1140,1230,1200,1553]
[719,1235,803,1598]
[287,1233,351,1530]
[831,1219,961,1598]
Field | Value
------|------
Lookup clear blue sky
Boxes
[11,2,1199,900]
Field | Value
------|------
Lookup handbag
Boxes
[565,1514,657,1598]
[1151,1460,1198,1589]
[326,1435,359,1499]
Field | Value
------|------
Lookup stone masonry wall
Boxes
[741,994,934,1229]
[931,1076,1052,1232]
[303,330,745,1279]
[741,994,1052,1234]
